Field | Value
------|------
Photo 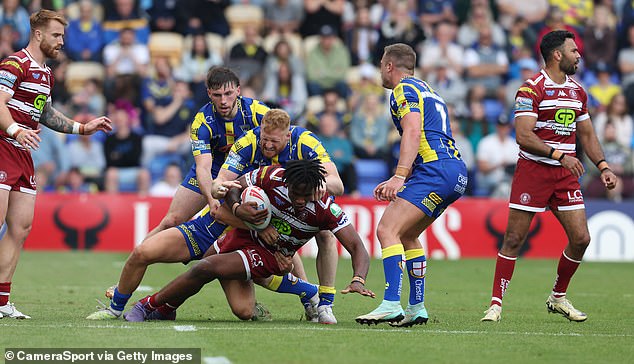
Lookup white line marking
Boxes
[203,357,232,364]
[173,325,197,332]
[1,323,631,338]
[136,285,154,292]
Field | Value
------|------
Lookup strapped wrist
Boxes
[72,122,85,134]
[351,276,365,285]
[395,165,410,179]
[231,202,240,216]
[6,122,23,138]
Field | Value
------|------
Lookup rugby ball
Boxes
[240,186,272,231]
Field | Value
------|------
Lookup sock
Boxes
[382,244,405,302]
[552,251,581,298]
[490,253,517,307]
[147,294,159,311]
[109,287,131,312]
[405,249,426,306]
[318,286,336,306]
[157,303,178,317]
[265,274,318,305]
[0,282,10,306]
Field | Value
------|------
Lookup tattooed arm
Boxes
[39,103,75,133]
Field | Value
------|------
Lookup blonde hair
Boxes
[261,109,291,132]
[383,43,416,74]
[30,9,67,35]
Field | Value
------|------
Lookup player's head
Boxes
[206,66,241,118]
[259,109,291,159]
[284,159,326,211]
[30,9,67,59]
[380,43,416,89]
[540,30,580,75]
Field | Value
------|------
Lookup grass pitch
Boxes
[1,252,632,364]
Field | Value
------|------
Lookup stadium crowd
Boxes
[3,0,634,201]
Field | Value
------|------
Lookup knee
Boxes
[161,213,186,230]
[232,305,255,321]
[376,223,394,244]
[502,231,525,252]
[189,259,216,282]
[571,232,591,251]
[129,244,154,265]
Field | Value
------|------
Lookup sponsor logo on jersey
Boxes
[191,139,207,151]
[0,70,17,88]
[33,73,40,79]
[545,90,555,96]
[0,60,23,72]
[271,217,291,235]
[567,189,583,203]
[558,90,567,97]
[518,86,538,96]
[329,203,342,217]
[187,177,199,187]
[551,108,576,136]
[33,94,47,111]
[514,96,533,111]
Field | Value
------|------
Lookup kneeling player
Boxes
[124,159,375,322]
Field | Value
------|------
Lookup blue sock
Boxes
[405,249,426,306]
[382,244,405,302]
[318,286,336,306]
[110,287,132,312]
[266,274,318,305]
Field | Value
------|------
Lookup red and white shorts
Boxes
[0,139,36,194]
[509,158,584,212]
[214,228,281,280]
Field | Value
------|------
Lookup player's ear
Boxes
[236,85,241,95]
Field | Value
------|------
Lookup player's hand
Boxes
[273,251,293,274]
[377,176,405,201]
[207,198,221,215]
[257,225,279,246]
[601,168,618,190]
[14,128,41,150]
[560,155,585,177]
[83,116,112,134]
[341,281,376,298]
[236,201,270,225]
[311,184,327,201]
[212,180,241,198]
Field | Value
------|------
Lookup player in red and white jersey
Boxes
[125,159,376,322]
[0,10,111,319]
[481,31,617,323]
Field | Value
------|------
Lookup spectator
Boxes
[463,26,509,96]
[261,61,308,120]
[618,24,634,107]
[456,2,506,48]
[48,58,72,113]
[146,0,187,33]
[176,32,222,107]
[475,116,519,197]
[228,24,268,89]
[264,0,305,35]
[58,167,99,194]
[299,0,345,37]
[0,0,30,49]
[505,56,539,109]
[66,119,107,188]
[316,113,359,196]
[149,163,183,197]
[417,0,457,34]
[0,23,15,59]
[349,92,390,160]
[582,4,617,72]
[102,27,150,103]
[495,0,548,29]
[426,58,467,111]
[306,24,351,97]
[346,5,379,66]
[70,78,107,117]
[548,0,593,27]
[31,125,70,192]
[535,7,583,59]
[449,106,475,195]
[504,17,538,62]
[593,93,633,149]
[181,0,230,36]
[104,101,151,194]
[418,20,463,79]
[102,0,151,45]
[65,0,104,62]
[306,88,352,132]
[140,58,194,167]
[588,63,621,113]
[374,0,425,65]
[461,85,489,155]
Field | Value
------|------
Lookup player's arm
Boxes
[222,175,270,227]
[322,160,344,196]
[0,91,41,149]
[40,103,111,135]
[379,111,420,201]
[335,224,375,298]
[193,152,219,211]
[576,119,617,190]
[211,167,241,199]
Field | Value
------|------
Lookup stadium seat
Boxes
[263,33,304,60]
[184,33,227,60]
[225,5,263,33]
[65,61,105,93]
[305,96,324,114]
[355,159,389,197]
[148,32,184,66]
[302,35,321,55]
[65,1,104,21]
[148,154,184,183]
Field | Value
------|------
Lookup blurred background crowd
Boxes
[2,0,633,201]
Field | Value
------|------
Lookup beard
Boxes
[561,59,578,75]
[40,41,59,59]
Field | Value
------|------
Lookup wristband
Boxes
[72,122,85,134]
[551,149,563,161]
[351,276,365,285]
[558,153,565,162]
[395,165,410,179]
[595,159,606,168]
[600,167,612,174]
[6,122,22,138]
[548,147,555,159]
[393,174,406,180]
[597,160,609,171]
[231,202,240,216]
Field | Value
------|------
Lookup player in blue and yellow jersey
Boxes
[210,109,346,324]
[356,43,468,327]
[86,67,283,321]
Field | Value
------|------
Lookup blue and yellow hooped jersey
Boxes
[221,126,332,174]
[189,96,269,178]
[390,77,461,165]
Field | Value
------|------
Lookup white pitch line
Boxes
[1,323,632,338]
[174,325,197,332]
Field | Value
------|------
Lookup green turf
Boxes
[1,252,632,364]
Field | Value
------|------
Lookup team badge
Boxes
[545,90,555,96]
[570,89,577,99]
[0,170,6,182]
[520,193,531,204]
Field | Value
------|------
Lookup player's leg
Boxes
[219,279,269,321]
[545,208,590,322]
[256,270,319,322]
[481,208,535,322]
[0,190,35,319]
[144,185,206,240]
[313,230,339,323]
[87,227,193,320]
[125,252,248,322]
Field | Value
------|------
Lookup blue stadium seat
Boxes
[355,159,389,197]
[148,153,184,183]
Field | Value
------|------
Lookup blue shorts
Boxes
[176,210,230,261]
[180,166,201,194]
[398,159,468,218]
